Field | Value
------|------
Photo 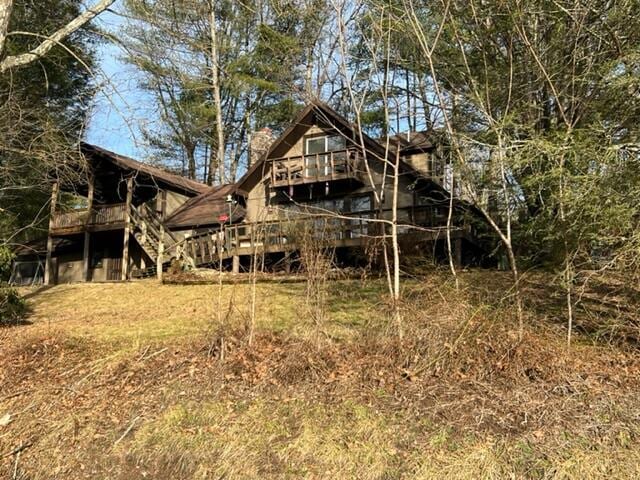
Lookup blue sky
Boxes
[85,10,151,159]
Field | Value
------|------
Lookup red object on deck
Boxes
[218,214,229,223]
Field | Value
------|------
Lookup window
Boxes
[91,248,105,269]
[327,135,346,152]
[349,214,370,238]
[300,198,345,214]
[304,134,347,177]
[350,195,371,213]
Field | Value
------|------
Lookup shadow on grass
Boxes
[0,318,34,328]
[21,284,55,300]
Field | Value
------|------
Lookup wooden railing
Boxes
[270,148,362,187]
[173,214,382,265]
[224,215,379,251]
[176,213,476,267]
[51,203,127,231]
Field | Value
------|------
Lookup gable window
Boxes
[304,134,346,177]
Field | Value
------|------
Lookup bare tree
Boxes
[208,0,225,185]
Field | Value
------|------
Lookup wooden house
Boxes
[162,101,484,272]
[12,101,485,285]
[42,143,208,284]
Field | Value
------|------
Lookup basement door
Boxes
[106,257,122,281]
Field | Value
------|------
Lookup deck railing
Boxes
[51,203,127,231]
[175,214,389,265]
[175,212,474,267]
[269,148,362,187]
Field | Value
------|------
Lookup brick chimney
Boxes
[249,127,274,165]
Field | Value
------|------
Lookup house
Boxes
[162,101,485,273]
[39,143,209,284]
[11,101,486,285]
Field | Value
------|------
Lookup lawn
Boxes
[2,273,640,479]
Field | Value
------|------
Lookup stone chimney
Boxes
[249,127,274,165]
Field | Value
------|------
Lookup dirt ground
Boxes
[1,272,640,479]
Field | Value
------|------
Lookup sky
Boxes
[84,9,151,159]
[82,6,427,162]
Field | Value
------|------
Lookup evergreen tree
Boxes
[123,0,330,184]
[0,0,99,246]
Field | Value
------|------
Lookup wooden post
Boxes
[44,181,59,285]
[284,253,291,274]
[160,190,167,220]
[207,236,215,263]
[454,238,462,268]
[157,224,164,281]
[82,175,94,282]
[232,255,240,274]
[121,177,133,281]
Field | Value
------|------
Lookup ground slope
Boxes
[1,273,640,479]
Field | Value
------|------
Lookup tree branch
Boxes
[0,0,114,74]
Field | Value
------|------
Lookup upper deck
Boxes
[269,148,363,188]
[50,203,127,235]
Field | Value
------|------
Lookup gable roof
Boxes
[231,101,451,203]
[164,183,245,230]
[234,101,389,195]
[80,143,209,196]
[268,101,387,159]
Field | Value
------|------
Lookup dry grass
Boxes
[17,279,380,347]
[2,272,640,479]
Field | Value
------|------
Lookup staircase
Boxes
[129,203,189,278]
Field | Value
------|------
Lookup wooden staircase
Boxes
[129,203,190,278]
[130,203,165,260]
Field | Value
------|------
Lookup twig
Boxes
[0,390,30,402]
[136,345,151,362]
[113,416,141,446]
[1,442,32,459]
[140,348,167,362]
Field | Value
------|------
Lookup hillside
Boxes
[2,273,640,479]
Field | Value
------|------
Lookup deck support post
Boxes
[44,181,59,285]
[160,190,167,220]
[157,224,164,281]
[232,255,240,274]
[82,175,94,282]
[121,177,133,281]
[284,253,292,274]
[453,238,462,268]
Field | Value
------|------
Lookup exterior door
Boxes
[106,257,122,281]
[305,136,329,178]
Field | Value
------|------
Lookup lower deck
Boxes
[15,214,486,285]
[175,215,482,271]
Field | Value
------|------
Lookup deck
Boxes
[269,148,363,187]
[50,203,127,235]
[174,213,475,267]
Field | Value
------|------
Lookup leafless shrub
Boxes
[286,215,336,345]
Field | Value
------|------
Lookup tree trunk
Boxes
[210,2,225,184]
[0,0,13,56]
[391,147,402,338]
